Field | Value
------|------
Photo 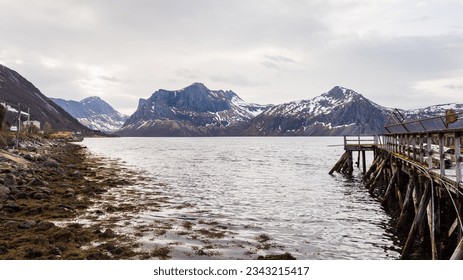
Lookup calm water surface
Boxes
[82,137,401,259]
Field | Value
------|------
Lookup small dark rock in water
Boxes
[38,186,53,195]
[31,192,47,200]
[3,203,21,212]
[99,229,117,238]
[24,248,44,259]
[18,220,37,229]
[0,244,8,255]
[35,221,55,231]
[27,178,49,187]
[257,252,296,260]
[16,192,28,199]
[49,246,62,256]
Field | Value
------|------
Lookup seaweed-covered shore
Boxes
[0,135,152,259]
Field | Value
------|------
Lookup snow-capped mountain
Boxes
[245,86,392,136]
[0,64,88,132]
[118,83,269,136]
[403,103,463,119]
[51,97,128,132]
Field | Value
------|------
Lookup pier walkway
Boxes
[330,111,463,260]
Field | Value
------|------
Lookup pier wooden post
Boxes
[455,132,462,244]
[439,133,445,176]
[427,136,433,169]
[347,151,353,176]
[419,135,424,164]
[362,150,366,174]
[455,132,462,183]
[426,183,440,260]
[450,239,463,260]
[402,180,431,259]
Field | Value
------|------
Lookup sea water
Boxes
[82,137,401,259]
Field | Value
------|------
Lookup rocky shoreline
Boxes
[0,135,150,259]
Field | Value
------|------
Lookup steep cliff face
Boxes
[51,97,127,132]
[245,86,391,136]
[0,64,88,132]
[118,83,268,136]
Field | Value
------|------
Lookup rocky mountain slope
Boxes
[0,64,89,132]
[245,86,391,136]
[51,97,127,132]
[118,83,269,136]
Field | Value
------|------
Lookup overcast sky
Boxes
[1,0,462,114]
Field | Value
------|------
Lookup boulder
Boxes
[35,221,55,231]
[27,178,49,187]
[0,186,10,195]
[4,174,17,188]
[3,203,21,212]
[18,220,37,229]
[44,158,60,168]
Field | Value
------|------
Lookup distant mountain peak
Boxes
[119,83,269,136]
[81,96,103,103]
[323,86,361,100]
[51,96,127,132]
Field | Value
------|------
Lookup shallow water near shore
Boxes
[82,137,401,259]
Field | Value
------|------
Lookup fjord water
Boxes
[82,137,401,259]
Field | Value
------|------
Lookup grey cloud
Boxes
[1,0,462,113]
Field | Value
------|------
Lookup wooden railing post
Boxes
[427,135,433,169]
[456,132,462,183]
[439,133,445,176]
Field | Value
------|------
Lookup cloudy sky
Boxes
[1,0,462,114]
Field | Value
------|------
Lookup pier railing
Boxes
[380,131,462,184]
[385,109,463,134]
[343,135,377,151]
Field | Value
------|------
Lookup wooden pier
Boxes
[330,111,463,260]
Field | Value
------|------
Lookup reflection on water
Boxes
[83,137,401,259]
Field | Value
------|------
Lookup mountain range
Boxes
[1,63,461,136]
[51,97,127,132]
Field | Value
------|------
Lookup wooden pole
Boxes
[450,238,463,260]
[402,180,431,259]
[419,135,424,164]
[347,151,353,176]
[362,150,366,174]
[366,157,388,191]
[329,152,348,175]
[427,135,433,169]
[381,167,398,205]
[397,178,415,228]
[426,188,439,260]
[439,133,445,176]
[363,155,381,181]
[455,132,461,183]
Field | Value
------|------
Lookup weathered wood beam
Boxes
[450,238,463,260]
[397,179,415,228]
[329,152,348,175]
[402,181,431,259]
